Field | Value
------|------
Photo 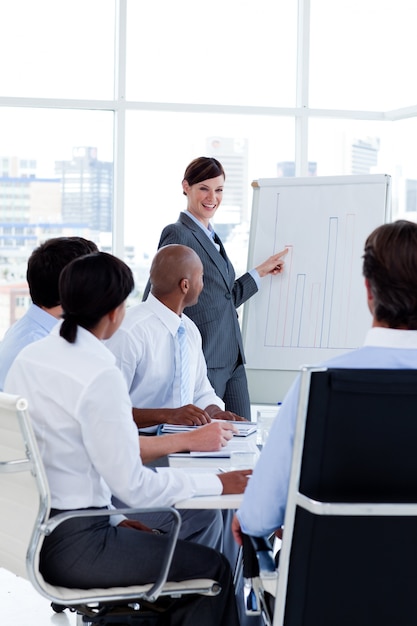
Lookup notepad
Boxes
[169,437,257,458]
[158,420,257,437]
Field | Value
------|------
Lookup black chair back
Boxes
[279,368,417,626]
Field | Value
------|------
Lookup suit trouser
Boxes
[208,359,251,421]
[40,512,240,626]
[112,496,224,552]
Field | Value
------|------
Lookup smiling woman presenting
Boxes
[144,156,288,421]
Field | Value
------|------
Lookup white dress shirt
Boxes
[5,324,222,510]
[106,293,224,411]
[237,327,417,537]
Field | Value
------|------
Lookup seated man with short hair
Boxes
[232,219,417,544]
[0,236,98,391]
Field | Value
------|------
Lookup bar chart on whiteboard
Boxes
[243,175,391,371]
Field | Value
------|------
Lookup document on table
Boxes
[169,437,258,459]
[159,420,257,437]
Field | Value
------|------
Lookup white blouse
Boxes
[5,324,221,510]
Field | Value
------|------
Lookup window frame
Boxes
[1,0,416,259]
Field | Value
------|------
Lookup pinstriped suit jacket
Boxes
[144,212,258,370]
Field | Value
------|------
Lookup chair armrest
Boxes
[242,533,276,578]
[241,533,278,619]
[249,535,277,576]
[40,506,181,602]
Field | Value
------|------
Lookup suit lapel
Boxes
[179,213,232,285]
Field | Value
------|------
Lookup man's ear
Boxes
[108,308,118,323]
[365,278,373,301]
[180,278,189,293]
[365,278,375,316]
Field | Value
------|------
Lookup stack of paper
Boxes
[189,438,256,457]
[158,420,257,437]
[169,437,258,459]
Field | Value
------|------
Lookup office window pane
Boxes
[309,117,417,222]
[381,118,417,222]
[0,108,113,338]
[309,119,385,177]
[124,111,294,295]
[310,0,417,111]
[126,0,297,106]
[406,180,417,213]
[0,0,115,99]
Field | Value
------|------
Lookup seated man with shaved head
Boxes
[106,244,246,440]
[106,244,248,560]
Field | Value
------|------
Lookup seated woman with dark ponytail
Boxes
[5,252,240,626]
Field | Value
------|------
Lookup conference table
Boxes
[165,430,263,594]
[168,432,260,510]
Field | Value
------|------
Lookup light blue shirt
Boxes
[237,327,417,537]
[0,304,59,391]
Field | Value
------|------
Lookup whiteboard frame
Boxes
[242,174,392,404]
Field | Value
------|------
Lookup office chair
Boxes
[243,367,417,626]
[0,391,220,625]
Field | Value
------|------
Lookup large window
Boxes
[1,0,417,338]
[0,0,115,99]
[309,0,417,111]
[125,0,298,107]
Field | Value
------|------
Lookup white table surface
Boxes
[170,433,259,509]
[174,493,244,509]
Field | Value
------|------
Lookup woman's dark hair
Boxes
[363,219,417,329]
[182,157,225,194]
[59,252,134,343]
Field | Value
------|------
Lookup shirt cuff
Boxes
[154,467,222,497]
[188,473,223,496]
[107,503,127,526]
[196,397,225,412]
[249,268,261,289]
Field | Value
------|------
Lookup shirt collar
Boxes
[145,292,182,336]
[184,210,215,240]
[363,327,417,349]
[51,322,117,364]
[27,303,60,333]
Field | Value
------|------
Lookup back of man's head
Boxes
[363,220,417,329]
[150,244,202,298]
[27,236,99,308]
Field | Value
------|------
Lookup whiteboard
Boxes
[243,174,391,371]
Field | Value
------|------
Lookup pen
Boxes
[217,467,227,473]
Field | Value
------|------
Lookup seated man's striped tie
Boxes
[177,319,191,405]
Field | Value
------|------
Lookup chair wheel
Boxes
[51,602,67,613]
